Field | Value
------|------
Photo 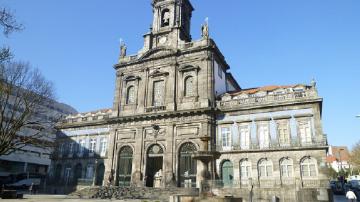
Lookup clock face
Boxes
[159,36,167,45]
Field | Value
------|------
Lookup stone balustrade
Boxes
[218,87,319,110]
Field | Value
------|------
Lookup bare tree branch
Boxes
[0,61,57,156]
[0,7,23,36]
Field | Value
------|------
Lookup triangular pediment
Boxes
[139,47,178,60]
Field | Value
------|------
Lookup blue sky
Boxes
[1,0,359,148]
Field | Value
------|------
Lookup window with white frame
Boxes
[298,120,312,145]
[240,160,252,179]
[58,143,64,154]
[86,164,94,179]
[79,139,85,154]
[69,142,74,154]
[301,157,317,177]
[258,159,273,177]
[90,138,96,153]
[221,127,231,150]
[100,137,107,156]
[218,65,223,78]
[277,121,290,145]
[239,125,250,149]
[258,124,270,149]
[280,158,293,177]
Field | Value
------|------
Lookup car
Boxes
[6,178,40,189]
[5,173,43,190]
[330,180,345,195]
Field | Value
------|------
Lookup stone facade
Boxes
[51,0,329,201]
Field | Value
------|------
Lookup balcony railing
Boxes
[203,179,328,189]
[145,105,166,113]
[216,136,327,152]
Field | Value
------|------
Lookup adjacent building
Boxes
[0,101,76,178]
[51,0,330,201]
[326,146,351,173]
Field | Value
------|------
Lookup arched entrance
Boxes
[95,163,105,186]
[145,144,164,187]
[178,142,197,187]
[222,160,234,187]
[74,163,82,185]
[117,146,133,186]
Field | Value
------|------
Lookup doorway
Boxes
[145,144,164,187]
[222,160,234,187]
[117,146,133,186]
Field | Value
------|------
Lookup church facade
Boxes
[51,0,330,200]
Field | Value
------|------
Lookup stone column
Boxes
[132,127,144,187]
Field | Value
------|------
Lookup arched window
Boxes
[184,76,194,97]
[179,142,197,187]
[300,157,317,177]
[280,158,293,177]
[161,9,170,27]
[240,159,252,179]
[126,86,135,104]
[258,159,273,177]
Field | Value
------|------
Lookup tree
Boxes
[1,6,23,63]
[349,140,360,174]
[0,61,56,156]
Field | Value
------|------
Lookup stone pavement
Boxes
[0,195,154,202]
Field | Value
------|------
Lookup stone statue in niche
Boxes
[154,169,163,188]
[201,17,209,39]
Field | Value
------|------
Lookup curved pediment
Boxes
[139,47,178,61]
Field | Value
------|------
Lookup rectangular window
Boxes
[277,122,290,146]
[281,165,293,177]
[221,127,231,150]
[259,166,266,177]
[90,138,96,153]
[239,125,250,149]
[258,124,270,149]
[218,65,223,78]
[79,139,85,154]
[153,80,165,106]
[100,138,107,156]
[69,142,74,154]
[86,165,94,179]
[240,165,251,178]
[299,121,312,145]
[58,143,64,154]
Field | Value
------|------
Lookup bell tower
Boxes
[149,0,194,48]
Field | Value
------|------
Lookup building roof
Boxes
[228,84,309,96]
[65,108,112,119]
[326,146,350,163]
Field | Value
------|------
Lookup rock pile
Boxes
[72,186,199,201]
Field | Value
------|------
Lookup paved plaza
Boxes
[0,195,149,202]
